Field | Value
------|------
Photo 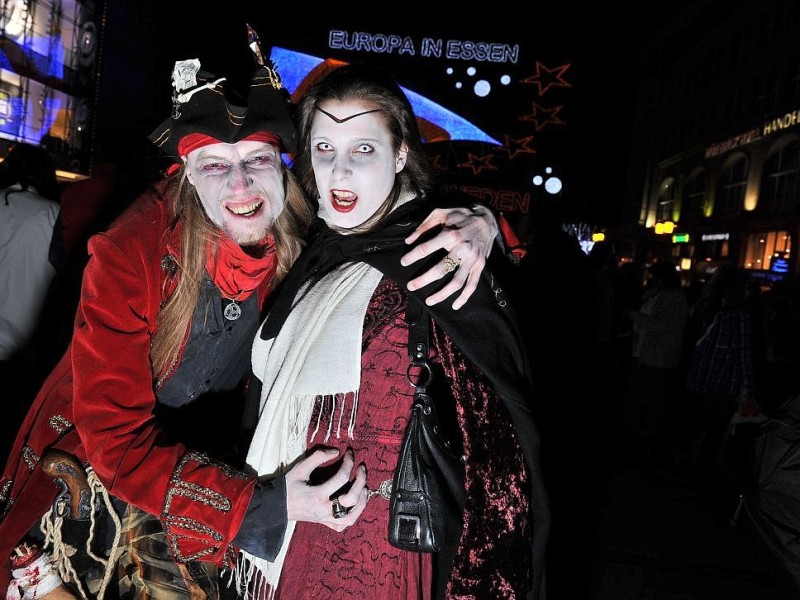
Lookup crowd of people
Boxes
[585,245,800,528]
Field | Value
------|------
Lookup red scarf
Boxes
[205,235,277,301]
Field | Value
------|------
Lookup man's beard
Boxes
[226,218,273,247]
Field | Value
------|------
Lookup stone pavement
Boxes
[587,464,795,599]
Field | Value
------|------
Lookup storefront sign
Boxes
[705,107,800,158]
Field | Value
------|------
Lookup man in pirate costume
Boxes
[0,27,505,600]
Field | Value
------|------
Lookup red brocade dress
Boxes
[275,278,532,600]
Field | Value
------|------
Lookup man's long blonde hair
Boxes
[150,164,313,382]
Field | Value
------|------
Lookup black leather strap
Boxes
[405,296,430,393]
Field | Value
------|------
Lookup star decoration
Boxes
[429,152,447,172]
[519,102,565,131]
[520,61,572,97]
[457,152,498,176]
[426,141,462,171]
[499,134,537,159]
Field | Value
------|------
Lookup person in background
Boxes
[507,204,596,599]
[0,31,503,600]
[623,259,689,470]
[685,264,757,503]
[0,142,61,362]
[588,240,618,357]
[0,142,62,462]
[751,275,800,415]
[240,63,549,600]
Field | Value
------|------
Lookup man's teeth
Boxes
[228,201,262,216]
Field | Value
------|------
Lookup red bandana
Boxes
[177,132,283,158]
[169,132,284,176]
[205,234,277,301]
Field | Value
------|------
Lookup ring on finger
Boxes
[441,256,461,274]
[332,496,349,519]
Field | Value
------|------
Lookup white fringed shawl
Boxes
[239,260,383,598]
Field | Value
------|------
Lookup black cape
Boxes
[261,193,550,599]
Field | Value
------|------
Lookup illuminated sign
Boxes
[771,257,789,273]
[701,233,730,241]
[654,221,675,234]
[269,30,573,234]
[763,109,800,136]
[327,30,520,63]
[447,183,530,214]
[705,128,762,158]
[672,233,690,243]
[271,47,501,145]
[705,108,800,157]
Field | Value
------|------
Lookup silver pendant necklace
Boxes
[223,291,244,321]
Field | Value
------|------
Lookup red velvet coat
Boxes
[0,192,271,592]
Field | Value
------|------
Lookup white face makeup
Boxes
[184,140,285,245]
[310,99,407,229]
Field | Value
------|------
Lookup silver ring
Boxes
[441,256,460,274]
[332,497,348,519]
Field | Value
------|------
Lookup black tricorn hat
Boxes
[148,25,296,158]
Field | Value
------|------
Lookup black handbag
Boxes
[388,297,466,553]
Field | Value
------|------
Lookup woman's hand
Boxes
[401,205,499,310]
[284,447,368,532]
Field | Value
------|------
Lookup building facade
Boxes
[621,0,800,287]
[0,0,105,177]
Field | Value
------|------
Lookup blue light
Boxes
[0,32,67,144]
[771,257,789,273]
[270,46,500,145]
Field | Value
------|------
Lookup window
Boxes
[757,7,774,51]
[760,141,800,214]
[743,231,791,272]
[788,57,800,104]
[731,29,742,69]
[685,171,708,219]
[766,68,781,114]
[775,0,788,37]
[696,233,730,262]
[656,178,676,222]
[716,156,748,218]
[0,0,88,147]
[752,73,765,118]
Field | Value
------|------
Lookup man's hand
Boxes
[285,447,368,532]
[401,205,499,310]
